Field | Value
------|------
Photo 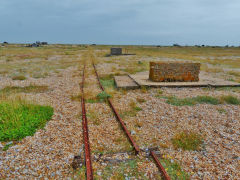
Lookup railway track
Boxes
[79,59,171,180]
[80,63,93,180]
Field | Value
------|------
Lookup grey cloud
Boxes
[0,0,239,45]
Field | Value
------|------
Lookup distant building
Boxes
[173,44,181,47]
[31,43,39,47]
[111,48,122,55]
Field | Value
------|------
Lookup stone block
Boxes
[111,48,122,55]
[149,62,200,82]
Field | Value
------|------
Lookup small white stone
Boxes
[0,143,3,150]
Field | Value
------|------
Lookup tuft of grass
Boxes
[136,98,146,103]
[171,131,203,151]
[85,99,100,103]
[215,87,240,93]
[0,85,49,94]
[129,100,137,108]
[74,165,86,179]
[165,96,196,106]
[140,86,148,93]
[100,78,115,89]
[71,94,81,101]
[31,72,49,79]
[134,119,143,128]
[71,91,113,103]
[134,106,142,111]
[96,91,111,102]
[0,100,53,142]
[220,95,240,105]
[160,158,190,180]
[87,110,101,125]
[3,143,14,151]
[158,89,163,95]
[227,71,240,77]
[99,160,147,180]
[217,108,227,114]
[160,96,221,106]
[12,75,27,80]
[159,143,169,149]
[120,100,142,118]
[193,96,220,105]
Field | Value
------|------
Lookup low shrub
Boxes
[171,131,203,151]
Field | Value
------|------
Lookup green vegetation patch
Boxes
[100,76,115,89]
[215,87,240,92]
[165,96,196,106]
[221,95,240,105]
[96,91,112,102]
[0,101,53,141]
[160,158,190,180]
[71,91,112,103]
[0,85,49,94]
[158,95,221,106]
[193,96,220,105]
[217,108,227,114]
[171,131,203,151]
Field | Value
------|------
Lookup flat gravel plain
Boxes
[0,50,239,179]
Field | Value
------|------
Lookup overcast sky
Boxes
[0,0,240,45]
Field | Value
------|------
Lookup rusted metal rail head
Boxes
[92,62,140,154]
[150,151,171,180]
[81,64,94,180]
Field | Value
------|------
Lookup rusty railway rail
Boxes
[92,62,171,180]
[151,151,171,180]
[81,64,93,180]
[92,62,140,154]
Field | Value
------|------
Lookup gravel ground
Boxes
[0,50,239,179]
[0,67,83,179]
[97,55,240,179]
[112,88,240,179]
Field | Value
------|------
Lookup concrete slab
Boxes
[114,76,139,89]
[129,72,240,88]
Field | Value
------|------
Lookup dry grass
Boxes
[0,85,48,94]
[12,75,27,80]
[0,45,83,79]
